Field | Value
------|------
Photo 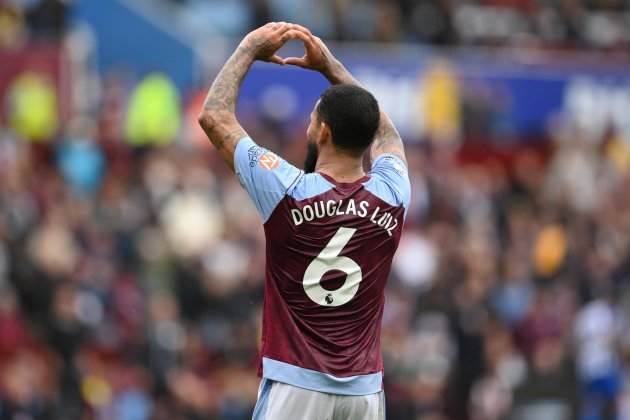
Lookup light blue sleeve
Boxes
[367,154,411,209]
[234,137,303,222]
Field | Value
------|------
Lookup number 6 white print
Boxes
[303,227,362,307]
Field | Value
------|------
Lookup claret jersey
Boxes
[234,137,411,396]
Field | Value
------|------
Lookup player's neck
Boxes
[315,153,365,183]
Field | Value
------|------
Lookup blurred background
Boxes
[1,0,630,419]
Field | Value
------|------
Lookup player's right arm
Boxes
[283,27,407,165]
[198,22,302,172]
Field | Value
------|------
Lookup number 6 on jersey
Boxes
[303,227,362,307]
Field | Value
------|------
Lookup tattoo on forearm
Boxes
[199,45,255,157]
[326,60,361,87]
[202,33,277,118]
[215,128,246,151]
[372,113,405,162]
[203,46,253,115]
[325,62,405,162]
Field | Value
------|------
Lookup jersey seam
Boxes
[363,177,407,209]
[260,169,303,223]
[250,171,267,219]
[371,153,408,169]
[260,170,304,224]
[285,170,304,194]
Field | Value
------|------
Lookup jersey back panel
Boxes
[234,137,410,395]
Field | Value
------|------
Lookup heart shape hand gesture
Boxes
[239,23,338,77]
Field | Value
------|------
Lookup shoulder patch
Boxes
[381,155,406,176]
[392,160,406,176]
[259,151,281,170]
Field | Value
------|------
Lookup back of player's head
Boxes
[316,85,380,155]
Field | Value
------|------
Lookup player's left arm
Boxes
[198,22,301,172]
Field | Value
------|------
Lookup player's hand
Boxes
[281,25,338,75]
[239,22,304,64]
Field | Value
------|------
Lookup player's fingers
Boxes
[264,21,281,35]
[283,29,317,52]
[269,22,294,40]
[270,21,290,32]
[288,23,313,36]
[288,25,320,50]
[303,36,321,56]
[281,29,310,42]
[267,54,285,65]
[282,56,308,67]
[311,35,326,48]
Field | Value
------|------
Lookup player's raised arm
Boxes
[198,22,302,171]
[282,26,407,165]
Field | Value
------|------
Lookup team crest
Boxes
[259,152,280,170]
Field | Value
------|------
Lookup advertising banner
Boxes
[238,46,630,143]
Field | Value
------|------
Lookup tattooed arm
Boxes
[198,22,300,171]
[369,111,406,165]
[283,26,407,164]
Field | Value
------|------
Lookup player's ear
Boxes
[319,121,331,146]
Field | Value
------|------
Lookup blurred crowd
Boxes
[2,1,630,420]
[390,126,630,419]
[3,0,630,51]
[163,0,630,50]
[2,76,630,420]
[0,0,68,48]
